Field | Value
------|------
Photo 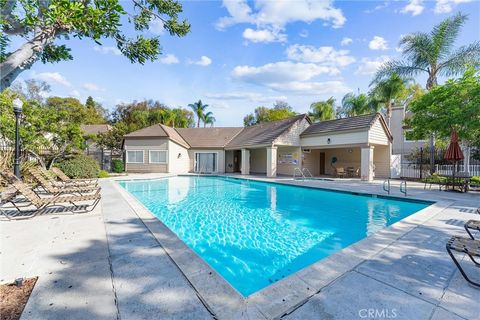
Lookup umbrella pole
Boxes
[452,160,456,191]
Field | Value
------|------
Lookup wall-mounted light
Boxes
[348,149,353,153]
[177,153,182,158]
[327,138,331,144]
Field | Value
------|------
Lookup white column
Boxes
[266,146,278,178]
[361,146,374,181]
[241,148,250,175]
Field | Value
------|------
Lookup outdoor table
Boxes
[439,173,471,192]
[346,167,355,177]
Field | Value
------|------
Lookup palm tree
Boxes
[202,111,216,127]
[188,100,208,128]
[340,92,373,117]
[309,98,336,122]
[369,73,409,126]
[373,13,480,90]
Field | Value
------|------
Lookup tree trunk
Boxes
[386,101,392,128]
[426,70,438,90]
[26,150,46,169]
[426,69,437,174]
[0,30,54,90]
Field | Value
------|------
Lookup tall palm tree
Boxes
[340,92,373,117]
[202,111,216,127]
[309,98,336,122]
[369,73,409,126]
[188,100,208,128]
[373,13,480,90]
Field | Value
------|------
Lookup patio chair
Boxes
[465,220,480,240]
[27,168,99,195]
[446,236,480,287]
[335,167,346,178]
[50,167,98,185]
[0,175,101,220]
[37,167,98,188]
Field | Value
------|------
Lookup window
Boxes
[149,150,168,164]
[126,150,144,163]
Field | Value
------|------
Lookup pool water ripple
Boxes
[119,176,429,296]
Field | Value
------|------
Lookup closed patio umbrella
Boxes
[444,128,464,190]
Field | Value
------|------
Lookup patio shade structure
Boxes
[444,128,464,190]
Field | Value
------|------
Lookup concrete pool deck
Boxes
[1,174,479,319]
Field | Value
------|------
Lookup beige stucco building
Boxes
[123,113,393,181]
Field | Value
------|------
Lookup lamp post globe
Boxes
[12,98,23,178]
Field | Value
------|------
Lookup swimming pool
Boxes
[119,176,430,296]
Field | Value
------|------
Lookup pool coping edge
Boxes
[110,177,453,319]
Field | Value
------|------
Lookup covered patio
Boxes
[299,114,393,181]
[300,145,391,180]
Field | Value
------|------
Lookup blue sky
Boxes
[12,0,480,126]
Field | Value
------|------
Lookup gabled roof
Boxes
[300,113,393,140]
[80,124,112,135]
[226,114,308,148]
[176,127,243,148]
[124,124,190,148]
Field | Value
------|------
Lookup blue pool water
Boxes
[119,176,430,296]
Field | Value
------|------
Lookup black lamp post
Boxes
[13,98,23,178]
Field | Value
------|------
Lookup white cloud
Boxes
[340,37,353,46]
[232,61,339,84]
[69,90,81,98]
[159,54,179,64]
[285,44,355,67]
[217,0,346,36]
[401,0,425,16]
[34,72,71,87]
[368,36,389,50]
[191,56,212,66]
[364,1,389,14]
[93,45,121,56]
[299,29,309,38]
[355,56,390,75]
[231,61,350,95]
[205,92,288,103]
[149,19,165,35]
[434,0,472,14]
[242,27,287,43]
[267,81,350,95]
[82,83,104,92]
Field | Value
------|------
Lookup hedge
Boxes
[56,154,100,179]
[111,159,124,173]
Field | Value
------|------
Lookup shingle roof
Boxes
[226,114,308,148]
[176,127,243,148]
[124,124,190,148]
[80,124,112,135]
[300,113,391,139]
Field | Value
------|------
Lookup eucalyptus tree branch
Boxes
[1,0,26,35]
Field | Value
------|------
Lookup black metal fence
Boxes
[1,140,122,172]
[86,148,123,172]
[400,147,480,179]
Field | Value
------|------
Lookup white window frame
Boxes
[126,150,144,164]
[194,151,219,173]
[149,150,168,164]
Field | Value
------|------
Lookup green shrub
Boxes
[111,159,124,173]
[471,176,480,184]
[57,154,100,179]
[98,170,109,178]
